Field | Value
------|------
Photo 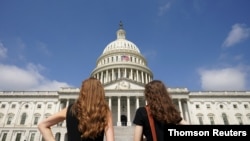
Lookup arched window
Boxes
[207,113,215,125]
[235,113,243,125]
[55,132,61,141]
[196,113,203,125]
[33,113,41,125]
[7,113,14,125]
[2,133,7,141]
[20,113,27,125]
[222,113,229,125]
[15,133,21,141]
[30,133,35,141]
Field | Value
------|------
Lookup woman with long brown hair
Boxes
[133,80,188,141]
[38,77,114,141]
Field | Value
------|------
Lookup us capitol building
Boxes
[0,22,250,141]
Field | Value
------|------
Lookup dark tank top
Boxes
[66,104,104,141]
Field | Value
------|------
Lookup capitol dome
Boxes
[102,22,140,54]
[91,22,153,85]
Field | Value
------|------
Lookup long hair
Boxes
[144,80,181,124]
[71,77,110,139]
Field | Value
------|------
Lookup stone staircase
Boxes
[105,126,135,141]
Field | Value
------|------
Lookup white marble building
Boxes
[0,23,250,141]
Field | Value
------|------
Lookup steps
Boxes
[105,126,135,141]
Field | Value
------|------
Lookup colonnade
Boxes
[93,67,152,84]
[59,96,190,126]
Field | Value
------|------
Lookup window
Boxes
[47,104,52,109]
[7,114,13,125]
[33,116,39,125]
[11,104,16,109]
[236,116,243,125]
[1,133,7,141]
[30,133,35,141]
[20,113,27,125]
[37,104,41,109]
[55,133,61,141]
[222,113,229,125]
[198,116,203,125]
[206,104,211,109]
[233,104,237,109]
[1,104,6,108]
[25,104,29,108]
[220,105,223,108]
[15,133,21,141]
[244,104,249,109]
[209,116,215,125]
[195,104,200,109]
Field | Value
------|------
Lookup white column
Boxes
[109,97,112,110]
[136,97,139,109]
[127,96,131,126]
[178,99,184,118]
[112,69,114,81]
[141,71,144,84]
[125,68,127,78]
[130,69,133,79]
[136,70,139,81]
[117,97,121,126]
[183,100,190,123]
[106,70,108,83]
[101,71,103,83]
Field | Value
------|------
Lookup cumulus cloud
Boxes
[0,63,71,91]
[198,66,249,91]
[222,23,250,47]
[0,40,71,91]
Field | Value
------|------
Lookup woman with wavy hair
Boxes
[133,80,188,141]
[38,77,114,141]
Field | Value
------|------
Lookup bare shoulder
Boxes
[46,107,67,121]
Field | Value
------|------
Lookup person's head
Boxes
[78,76,106,107]
[72,77,110,139]
[144,80,181,123]
[144,80,171,105]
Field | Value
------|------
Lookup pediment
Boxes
[103,78,145,90]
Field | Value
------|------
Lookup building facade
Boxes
[0,23,250,141]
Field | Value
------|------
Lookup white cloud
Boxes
[0,42,8,59]
[222,23,250,47]
[158,2,171,16]
[199,66,249,91]
[0,63,71,91]
[0,39,71,91]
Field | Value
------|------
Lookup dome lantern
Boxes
[117,21,126,39]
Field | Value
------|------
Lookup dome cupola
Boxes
[91,22,153,85]
[102,21,140,55]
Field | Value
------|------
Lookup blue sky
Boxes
[0,0,250,91]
